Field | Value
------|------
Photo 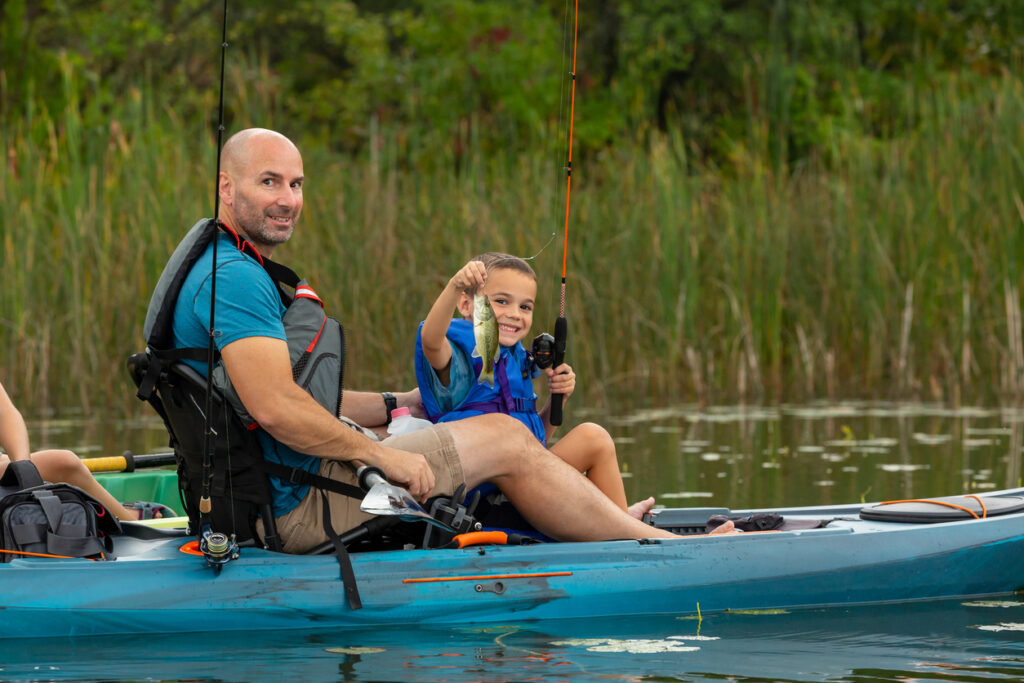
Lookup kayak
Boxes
[3,470,1024,639]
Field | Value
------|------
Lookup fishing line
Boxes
[522,231,557,261]
[550,0,578,427]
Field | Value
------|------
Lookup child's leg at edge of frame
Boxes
[30,449,141,521]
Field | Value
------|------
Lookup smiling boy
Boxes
[416,253,655,519]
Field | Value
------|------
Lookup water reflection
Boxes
[3,598,1022,682]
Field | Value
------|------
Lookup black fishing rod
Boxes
[198,0,236,570]
[550,0,578,427]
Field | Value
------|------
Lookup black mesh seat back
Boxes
[128,352,273,544]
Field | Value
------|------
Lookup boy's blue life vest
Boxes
[415,319,546,445]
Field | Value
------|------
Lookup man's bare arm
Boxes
[220,337,435,497]
[339,389,424,427]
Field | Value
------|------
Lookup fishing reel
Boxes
[200,528,239,571]
[530,333,556,370]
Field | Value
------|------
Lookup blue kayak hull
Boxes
[3,492,1024,638]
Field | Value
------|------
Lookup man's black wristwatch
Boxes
[381,392,397,424]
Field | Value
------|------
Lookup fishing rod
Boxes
[198,0,236,570]
[550,0,578,427]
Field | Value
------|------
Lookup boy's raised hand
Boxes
[546,363,576,400]
[449,260,487,293]
[424,260,489,377]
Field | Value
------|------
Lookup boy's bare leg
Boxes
[448,414,733,541]
[550,422,656,518]
[549,422,629,511]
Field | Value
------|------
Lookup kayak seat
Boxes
[860,494,1024,523]
[128,350,283,552]
[131,352,440,557]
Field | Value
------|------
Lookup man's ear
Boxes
[456,292,474,318]
[218,172,233,206]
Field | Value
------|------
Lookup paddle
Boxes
[85,451,176,473]
[354,462,454,532]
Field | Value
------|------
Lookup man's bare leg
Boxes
[446,414,733,541]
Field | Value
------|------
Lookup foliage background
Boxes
[3,0,1024,416]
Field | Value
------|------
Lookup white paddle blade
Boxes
[360,481,454,531]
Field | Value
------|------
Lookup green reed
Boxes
[4,66,1024,417]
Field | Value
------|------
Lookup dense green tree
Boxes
[3,0,1024,165]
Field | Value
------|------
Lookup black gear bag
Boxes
[0,460,120,562]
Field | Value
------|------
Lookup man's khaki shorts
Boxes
[264,424,464,554]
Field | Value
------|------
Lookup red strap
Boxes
[217,221,264,266]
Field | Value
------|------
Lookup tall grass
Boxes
[3,64,1024,417]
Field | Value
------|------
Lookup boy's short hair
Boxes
[466,252,537,295]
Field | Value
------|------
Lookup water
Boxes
[600,401,1024,511]
[3,599,1023,681]
[15,401,1024,682]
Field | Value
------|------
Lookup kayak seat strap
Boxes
[319,489,362,610]
[261,461,364,500]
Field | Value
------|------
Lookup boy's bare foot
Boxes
[627,496,656,519]
[122,501,171,521]
[708,519,741,535]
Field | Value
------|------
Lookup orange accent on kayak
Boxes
[179,540,204,556]
[451,531,510,548]
[403,571,572,584]
[0,548,99,560]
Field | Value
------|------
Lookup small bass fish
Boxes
[473,294,500,386]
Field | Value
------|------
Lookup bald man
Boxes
[170,128,731,553]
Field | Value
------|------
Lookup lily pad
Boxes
[726,608,790,615]
[877,464,929,472]
[667,635,720,641]
[324,646,386,655]
[551,638,700,654]
[973,623,1024,632]
[912,433,952,445]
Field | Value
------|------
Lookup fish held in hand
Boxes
[472,294,500,386]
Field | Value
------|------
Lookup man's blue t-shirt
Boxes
[172,232,318,516]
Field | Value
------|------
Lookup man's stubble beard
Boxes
[233,195,298,249]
